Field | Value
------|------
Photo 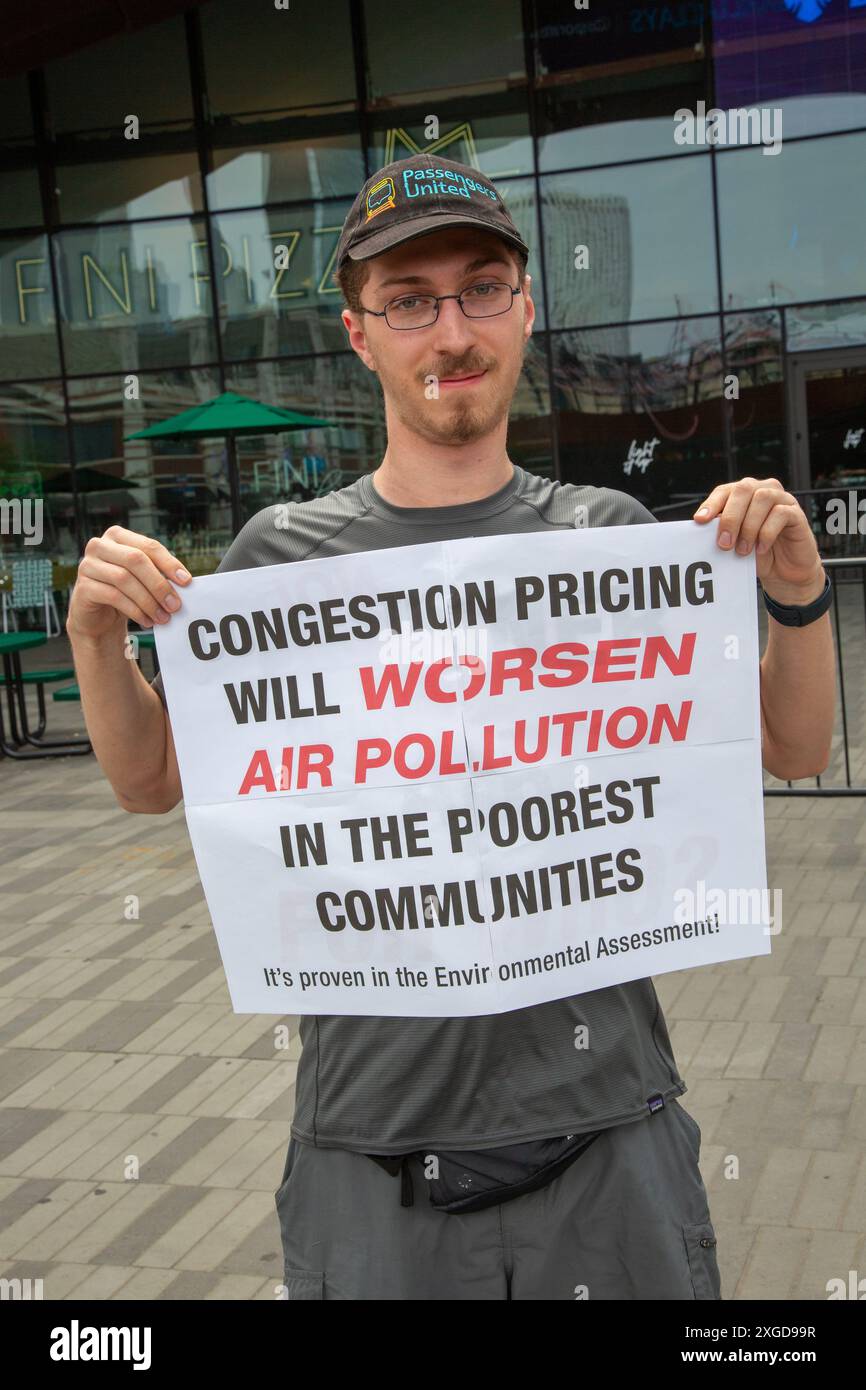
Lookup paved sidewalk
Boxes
[0,624,863,1300]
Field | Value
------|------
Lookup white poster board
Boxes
[154,521,771,1016]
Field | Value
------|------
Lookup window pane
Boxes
[509,332,554,477]
[713,3,866,139]
[364,0,526,101]
[225,356,387,522]
[0,73,34,144]
[533,0,708,171]
[45,16,193,138]
[214,203,351,362]
[493,177,545,331]
[66,368,228,555]
[804,357,866,495]
[0,233,60,380]
[55,220,218,375]
[541,158,717,329]
[202,0,357,117]
[551,318,726,509]
[722,310,787,489]
[0,380,74,568]
[55,153,202,224]
[717,133,866,310]
[208,138,365,210]
[0,167,43,230]
[367,107,533,182]
[786,299,866,353]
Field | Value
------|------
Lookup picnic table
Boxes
[0,631,92,759]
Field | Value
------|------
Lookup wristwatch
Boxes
[761,568,832,627]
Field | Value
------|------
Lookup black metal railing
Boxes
[763,555,865,797]
[651,495,864,797]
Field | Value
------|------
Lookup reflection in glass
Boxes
[722,310,787,489]
[55,154,202,224]
[0,234,60,381]
[202,0,357,117]
[483,178,545,331]
[55,219,218,375]
[364,0,525,101]
[45,16,192,136]
[214,203,353,362]
[0,168,43,231]
[532,0,707,171]
[551,317,726,508]
[713,4,866,140]
[225,356,386,523]
[786,299,866,354]
[509,333,554,478]
[3,0,862,552]
[0,380,73,572]
[367,109,533,182]
[541,159,717,329]
[66,369,229,562]
[805,359,866,494]
[208,139,365,209]
[717,134,866,312]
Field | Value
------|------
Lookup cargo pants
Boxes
[274,1095,722,1301]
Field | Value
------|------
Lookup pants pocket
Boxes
[682,1219,722,1300]
[672,1099,702,1160]
[282,1266,324,1300]
[274,1139,308,1279]
[276,1136,298,1193]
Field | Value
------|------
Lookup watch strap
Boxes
[761,568,832,627]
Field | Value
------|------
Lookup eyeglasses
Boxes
[359,279,522,330]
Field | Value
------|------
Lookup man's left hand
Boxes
[693,476,825,605]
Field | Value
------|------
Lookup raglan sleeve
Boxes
[626,497,661,525]
[603,487,661,526]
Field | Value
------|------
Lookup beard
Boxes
[372,341,526,446]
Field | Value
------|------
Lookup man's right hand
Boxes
[67,524,192,642]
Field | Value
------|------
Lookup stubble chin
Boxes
[391,372,515,445]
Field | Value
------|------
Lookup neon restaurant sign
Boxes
[10,228,348,325]
[7,123,508,326]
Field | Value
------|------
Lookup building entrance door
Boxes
[787,347,866,493]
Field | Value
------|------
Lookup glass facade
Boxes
[1,0,865,581]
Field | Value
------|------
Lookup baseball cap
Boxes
[335,155,530,272]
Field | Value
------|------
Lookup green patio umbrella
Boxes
[124,391,333,441]
[43,466,141,494]
[124,391,336,521]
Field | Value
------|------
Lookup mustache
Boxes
[422,360,493,380]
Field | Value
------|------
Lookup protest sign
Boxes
[153,520,770,1016]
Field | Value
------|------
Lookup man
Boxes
[67,154,836,1301]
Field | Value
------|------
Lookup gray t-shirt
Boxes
[150,464,687,1153]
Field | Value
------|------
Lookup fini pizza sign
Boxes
[6,222,347,327]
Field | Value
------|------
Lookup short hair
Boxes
[334,242,529,314]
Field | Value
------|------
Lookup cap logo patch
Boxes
[365,176,396,220]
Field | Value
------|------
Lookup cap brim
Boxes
[346,212,529,264]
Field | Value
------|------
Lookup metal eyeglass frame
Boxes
[358,280,522,330]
